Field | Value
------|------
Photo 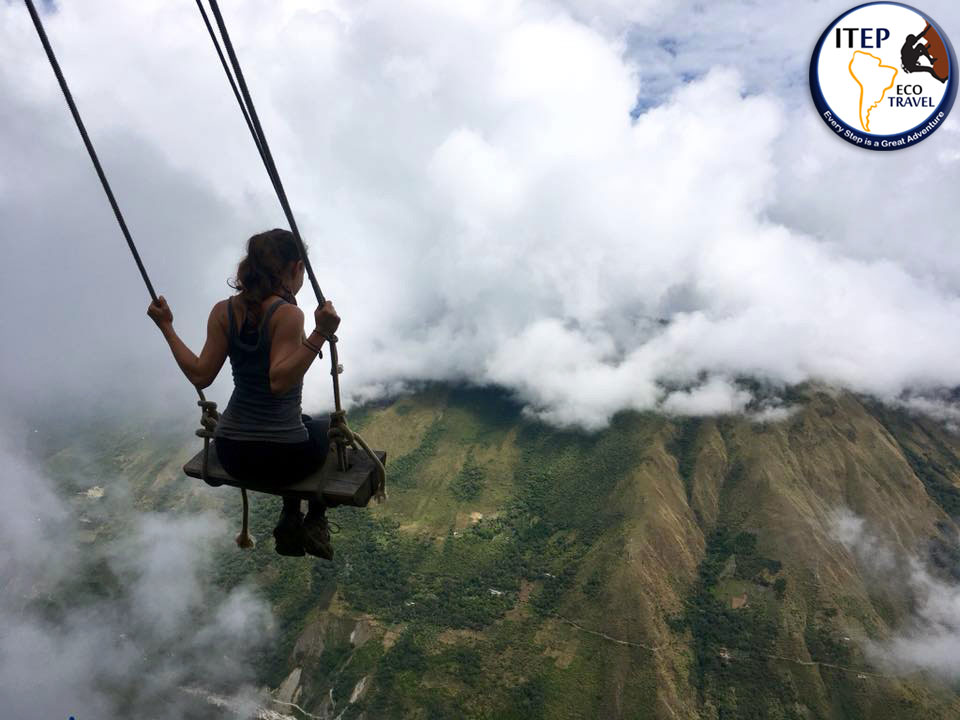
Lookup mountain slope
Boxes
[245,385,960,719]
[37,384,960,719]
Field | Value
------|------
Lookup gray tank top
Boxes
[214,297,309,443]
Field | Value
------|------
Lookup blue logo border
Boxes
[809,2,958,151]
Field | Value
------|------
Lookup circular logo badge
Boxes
[810,2,957,150]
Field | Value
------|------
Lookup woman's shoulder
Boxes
[269,299,303,325]
[207,298,232,331]
[264,297,302,341]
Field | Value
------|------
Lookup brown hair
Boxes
[229,228,303,326]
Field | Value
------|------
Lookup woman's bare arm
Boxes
[268,301,340,395]
[148,297,229,389]
[268,305,324,394]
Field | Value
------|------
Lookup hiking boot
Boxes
[300,512,334,560]
[273,510,305,557]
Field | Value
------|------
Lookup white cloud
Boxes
[4,0,960,428]
[895,394,960,432]
[832,510,960,679]
[877,558,960,678]
[662,376,752,416]
[0,423,273,718]
[747,402,798,424]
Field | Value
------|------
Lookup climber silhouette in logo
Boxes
[901,23,949,83]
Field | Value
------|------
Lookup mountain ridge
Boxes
[32,383,960,719]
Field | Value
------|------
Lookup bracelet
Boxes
[302,338,323,357]
[309,327,332,341]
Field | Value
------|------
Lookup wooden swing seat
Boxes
[183,440,386,508]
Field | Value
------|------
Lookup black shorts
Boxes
[215,414,330,491]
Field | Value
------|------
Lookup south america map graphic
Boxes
[849,51,898,131]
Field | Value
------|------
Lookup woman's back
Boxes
[214,295,308,443]
[148,227,341,558]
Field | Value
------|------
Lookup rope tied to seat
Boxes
[195,400,256,550]
[327,410,387,503]
[194,399,220,483]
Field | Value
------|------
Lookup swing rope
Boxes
[23,0,157,303]
[22,0,210,412]
[22,0,258,547]
[198,0,325,305]
[192,0,266,168]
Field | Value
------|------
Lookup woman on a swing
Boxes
[147,228,341,559]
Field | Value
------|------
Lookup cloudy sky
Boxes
[4,0,960,428]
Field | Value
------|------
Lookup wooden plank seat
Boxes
[184,440,386,508]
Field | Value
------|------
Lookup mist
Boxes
[833,511,960,679]
[0,420,274,718]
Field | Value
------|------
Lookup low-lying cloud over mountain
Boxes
[4,0,960,428]
[0,423,273,718]
[834,510,960,679]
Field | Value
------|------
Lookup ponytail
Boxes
[229,228,303,326]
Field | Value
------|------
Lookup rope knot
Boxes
[327,409,356,446]
[197,399,220,433]
[195,399,220,484]
[325,410,386,503]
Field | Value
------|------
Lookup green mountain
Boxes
[38,385,960,719]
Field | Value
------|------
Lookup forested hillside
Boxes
[34,385,960,719]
